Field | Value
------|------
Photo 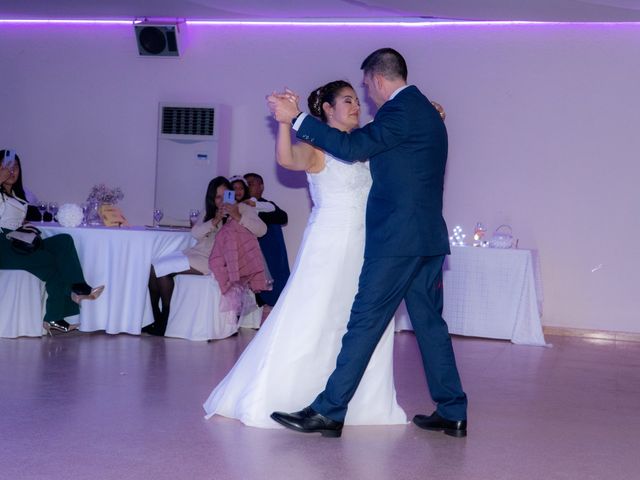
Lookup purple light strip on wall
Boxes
[185,19,640,27]
[0,19,133,25]
[0,18,639,27]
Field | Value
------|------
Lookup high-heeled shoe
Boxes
[43,320,71,336]
[71,285,105,304]
[71,282,94,295]
[43,320,80,336]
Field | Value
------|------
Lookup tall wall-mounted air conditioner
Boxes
[154,103,219,225]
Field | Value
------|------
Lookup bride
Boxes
[203,80,406,428]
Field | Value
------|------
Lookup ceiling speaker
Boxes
[135,25,179,56]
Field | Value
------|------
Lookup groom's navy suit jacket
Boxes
[297,85,450,258]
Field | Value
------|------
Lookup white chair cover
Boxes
[165,274,262,341]
[0,270,45,338]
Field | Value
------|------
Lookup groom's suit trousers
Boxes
[311,254,468,423]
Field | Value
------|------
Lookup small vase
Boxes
[86,201,103,226]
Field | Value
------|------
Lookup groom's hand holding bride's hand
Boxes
[266,88,301,125]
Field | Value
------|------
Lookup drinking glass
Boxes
[81,203,88,226]
[47,202,59,223]
[37,201,48,222]
[153,208,164,227]
[189,209,200,227]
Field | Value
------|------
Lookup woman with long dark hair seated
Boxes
[144,176,267,336]
[0,150,104,334]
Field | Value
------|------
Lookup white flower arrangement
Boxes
[57,203,84,227]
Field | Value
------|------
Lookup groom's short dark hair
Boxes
[360,48,408,81]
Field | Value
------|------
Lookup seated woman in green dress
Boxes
[0,150,104,334]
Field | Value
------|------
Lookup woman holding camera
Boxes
[0,150,103,334]
[145,176,266,336]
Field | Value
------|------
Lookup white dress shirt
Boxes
[0,193,28,230]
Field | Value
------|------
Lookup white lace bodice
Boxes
[306,153,371,227]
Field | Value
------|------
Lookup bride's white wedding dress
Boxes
[203,153,406,427]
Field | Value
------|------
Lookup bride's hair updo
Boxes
[307,80,353,123]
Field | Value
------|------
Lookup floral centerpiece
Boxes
[86,183,124,205]
[85,184,125,226]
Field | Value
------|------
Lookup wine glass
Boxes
[37,201,48,222]
[47,202,59,223]
[81,202,88,226]
[153,208,164,227]
[189,209,200,227]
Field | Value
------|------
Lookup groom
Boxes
[268,48,468,438]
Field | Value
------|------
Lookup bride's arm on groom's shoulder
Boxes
[275,122,323,173]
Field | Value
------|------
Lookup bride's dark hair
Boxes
[307,80,353,123]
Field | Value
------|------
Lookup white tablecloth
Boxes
[39,224,193,334]
[394,246,547,346]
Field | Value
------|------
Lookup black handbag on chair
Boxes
[5,225,43,254]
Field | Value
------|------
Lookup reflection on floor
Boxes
[1,330,639,480]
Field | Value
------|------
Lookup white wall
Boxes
[1,22,639,333]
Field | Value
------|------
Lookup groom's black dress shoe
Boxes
[413,411,467,438]
[271,407,343,438]
[141,323,165,336]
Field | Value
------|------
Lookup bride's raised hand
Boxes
[267,91,287,124]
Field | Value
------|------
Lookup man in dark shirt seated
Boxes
[244,173,290,317]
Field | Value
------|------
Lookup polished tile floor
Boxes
[2,330,639,480]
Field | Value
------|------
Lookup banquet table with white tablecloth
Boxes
[39,224,194,334]
[394,246,547,346]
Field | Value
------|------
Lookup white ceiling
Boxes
[1,0,640,22]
